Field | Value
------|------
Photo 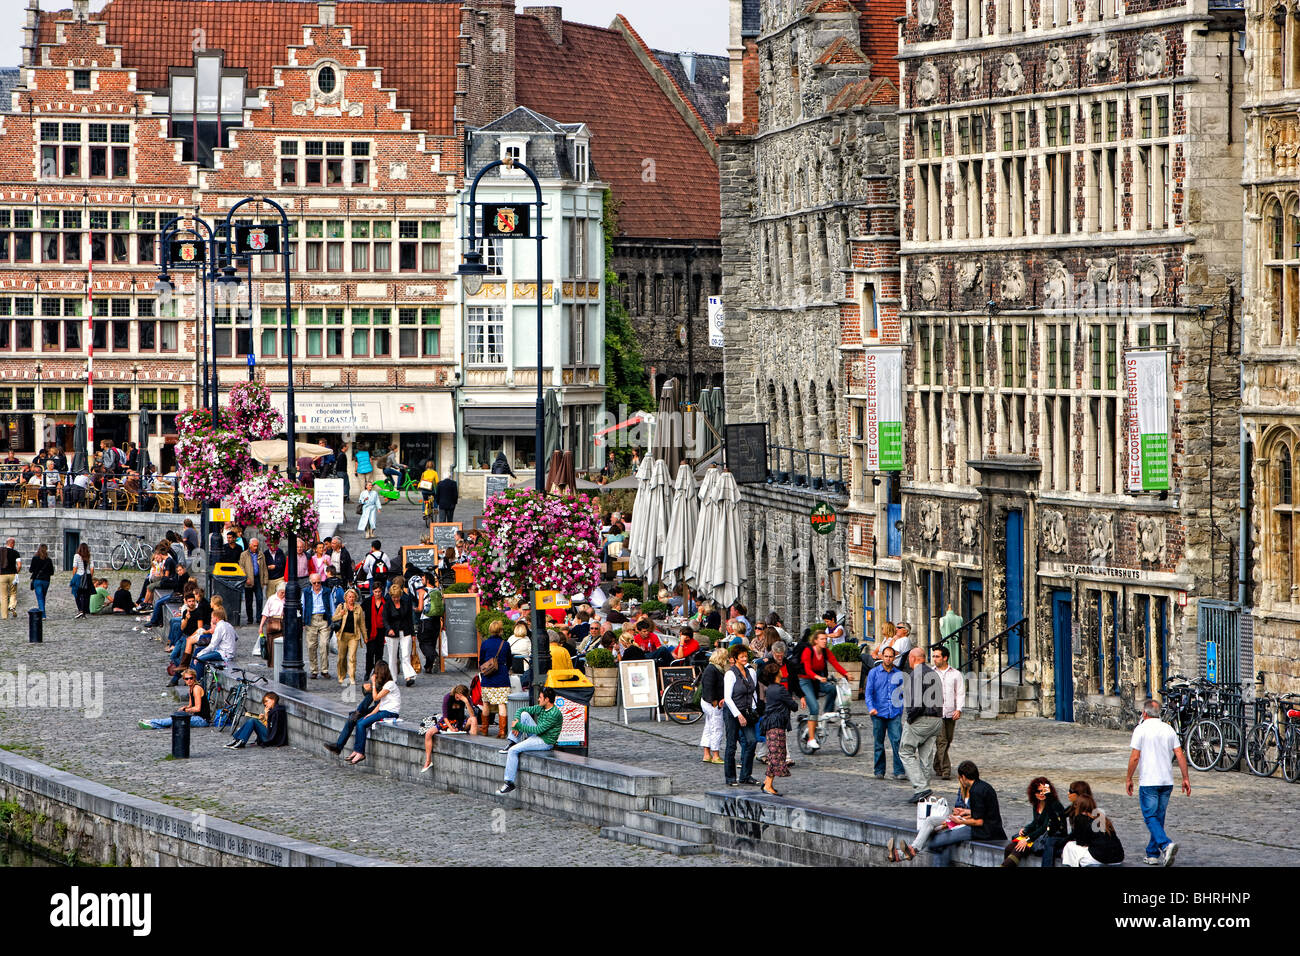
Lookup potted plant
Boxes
[445,582,472,594]
[619,581,644,602]
[697,628,724,649]
[475,608,511,638]
[640,599,667,618]
[585,647,619,706]
[830,639,863,686]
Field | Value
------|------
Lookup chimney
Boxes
[525,6,564,45]
[22,0,40,67]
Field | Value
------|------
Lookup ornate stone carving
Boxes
[242,160,261,178]
[1086,513,1115,567]
[1133,255,1166,300]
[919,500,942,542]
[1265,116,1300,172]
[917,0,940,28]
[915,62,940,103]
[1000,261,1025,301]
[996,52,1025,94]
[958,504,981,549]
[1138,516,1166,564]
[1043,510,1068,555]
[1087,35,1118,76]
[1086,257,1116,288]
[1044,259,1071,306]
[1044,46,1071,89]
[916,263,940,304]
[956,260,982,293]
[389,162,408,180]
[1135,33,1167,78]
[953,56,982,92]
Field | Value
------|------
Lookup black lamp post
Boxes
[458,156,550,702]
[222,197,303,691]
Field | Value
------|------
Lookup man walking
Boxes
[898,646,943,803]
[931,646,965,780]
[1126,698,1190,866]
[330,536,354,588]
[434,470,459,523]
[0,537,21,619]
[238,537,268,627]
[866,645,906,779]
[301,573,336,680]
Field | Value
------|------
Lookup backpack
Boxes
[423,586,444,618]
[369,553,389,579]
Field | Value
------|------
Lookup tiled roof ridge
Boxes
[609,14,718,154]
[815,35,869,67]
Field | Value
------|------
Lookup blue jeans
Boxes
[171,633,206,667]
[723,709,756,783]
[192,649,223,682]
[147,592,175,628]
[505,712,554,783]
[799,677,837,719]
[146,714,209,729]
[871,713,904,776]
[923,825,972,867]
[352,710,396,755]
[33,578,49,615]
[1139,785,1173,857]
[234,719,271,745]
[166,617,183,649]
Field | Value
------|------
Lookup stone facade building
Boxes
[1242,0,1300,692]
[898,0,1245,723]
[720,0,902,633]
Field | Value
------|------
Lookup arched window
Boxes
[1268,431,1300,604]
[825,381,840,445]
[1265,198,1286,344]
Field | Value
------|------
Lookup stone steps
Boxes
[621,809,713,844]
[599,824,714,856]
[648,795,711,824]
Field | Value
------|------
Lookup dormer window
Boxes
[168,52,246,168]
[574,140,589,182]
[502,141,525,173]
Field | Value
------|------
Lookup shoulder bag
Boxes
[479,637,502,678]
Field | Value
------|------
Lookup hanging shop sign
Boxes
[864,346,903,472]
[811,501,837,535]
[1126,350,1171,492]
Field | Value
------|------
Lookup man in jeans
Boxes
[0,538,21,619]
[931,646,965,780]
[898,647,943,803]
[866,645,906,779]
[1126,698,1191,866]
[497,687,561,794]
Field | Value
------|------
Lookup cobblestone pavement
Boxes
[4,499,1298,866]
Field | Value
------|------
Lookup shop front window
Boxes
[513,435,535,473]
[467,434,505,472]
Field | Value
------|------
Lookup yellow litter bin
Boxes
[545,669,594,757]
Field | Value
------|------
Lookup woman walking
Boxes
[382,580,417,687]
[698,646,728,764]
[259,582,286,670]
[478,618,513,738]
[71,542,95,618]
[333,587,366,686]
[759,662,795,795]
[357,480,381,536]
[29,544,53,617]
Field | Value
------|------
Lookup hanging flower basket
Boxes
[225,381,284,442]
[467,488,602,606]
[176,408,214,436]
[175,427,251,501]
[227,471,291,529]
[260,483,320,542]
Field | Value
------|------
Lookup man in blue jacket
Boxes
[866,645,906,779]
[301,573,336,679]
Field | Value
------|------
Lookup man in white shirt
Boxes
[1126,698,1190,866]
[193,607,237,682]
[930,646,965,780]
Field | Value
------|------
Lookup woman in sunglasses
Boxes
[138,668,210,729]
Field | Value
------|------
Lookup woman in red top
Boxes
[799,631,849,751]
[363,586,387,679]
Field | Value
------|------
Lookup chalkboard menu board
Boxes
[484,475,510,500]
[725,422,768,484]
[401,545,440,578]
[442,593,480,663]
[428,522,461,550]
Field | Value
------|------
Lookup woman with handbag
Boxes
[698,646,728,764]
[71,542,95,618]
[333,587,366,686]
[759,662,795,795]
[1002,777,1068,867]
[357,480,381,536]
[478,618,513,738]
[382,579,417,687]
[260,582,286,671]
[29,543,54,618]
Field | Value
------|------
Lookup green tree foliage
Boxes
[602,190,653,417]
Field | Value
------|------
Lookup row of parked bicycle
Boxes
[1161,674,1300,780]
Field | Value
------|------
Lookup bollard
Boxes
[170,712,191,759]
[28,608,43,643]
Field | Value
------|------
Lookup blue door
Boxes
[1004,509,1024,663]
[1052,590,1074,722]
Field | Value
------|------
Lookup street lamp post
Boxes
[222,197,303,691]
[458,156,551,702]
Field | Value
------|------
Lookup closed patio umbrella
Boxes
[544,388,562,467]
[702,470,744,610]
[545,449,576,496]
[640,457,673,585]
[626,454,655,579]
[70,409,88,474]
[652,378,683,475]
[687,466,720,591]
[661,462,699,592]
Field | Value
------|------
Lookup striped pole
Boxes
[86,240,94,454]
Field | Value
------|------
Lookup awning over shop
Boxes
[270,391,454,433]
[462,406,538,435]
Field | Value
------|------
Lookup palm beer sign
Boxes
[483,203,531,238]
[810,501,837,535]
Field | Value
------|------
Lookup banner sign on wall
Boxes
[1126,350,1170,492]
[864,347,903,472]
[708,296,725,348]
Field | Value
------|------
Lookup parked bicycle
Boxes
[373,474,423,505]
[1245,693,1300,780]
[797,678,860,756]
[660,652,711,725]
[109,531,152,572]
[209,667,268,735]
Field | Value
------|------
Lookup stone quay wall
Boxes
[0,509,185,570]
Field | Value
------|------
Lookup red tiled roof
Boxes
[851,0,903,83]
[515,16,719,241]
[40,0,461,134]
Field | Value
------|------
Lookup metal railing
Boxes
[933,613,1025,713]
[766,443,848,495]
